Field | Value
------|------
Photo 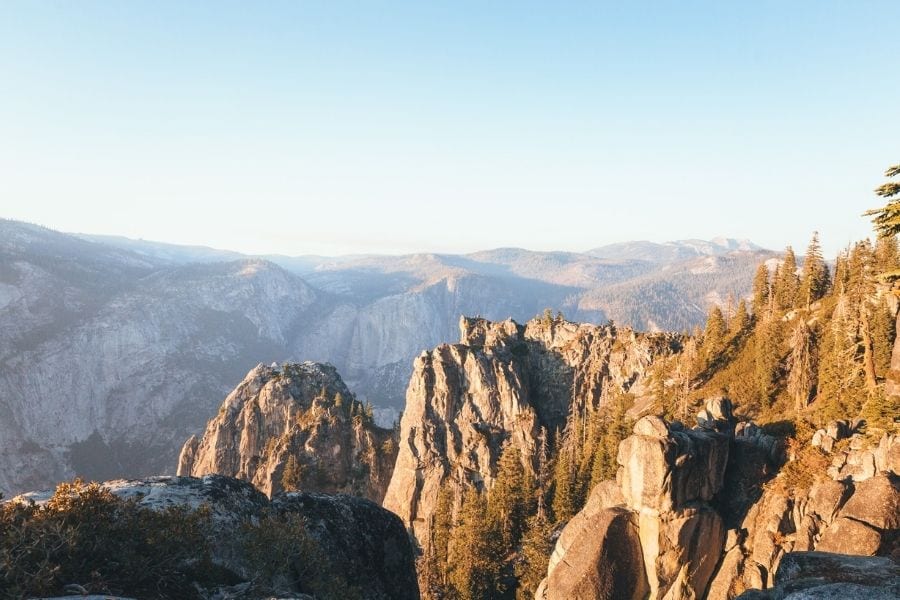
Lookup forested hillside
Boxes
[414,165,900,600]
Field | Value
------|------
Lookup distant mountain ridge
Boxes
[587,237,762,263]
[0,218,774,495]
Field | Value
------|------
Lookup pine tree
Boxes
[801,232,830,307]
[874,235,900,276]
[751,263,770,317]
[673,338,699,421]
[588,392,633,490]
[730,299,750,335]
[832,249,850,295]
[488,442,532,554]
[847,241,876,307]
[864,164,900,239]
[753,311,784,410]
[550,436,576,523]
[775,247,800,310]
[514,512,553,600]
[421,486,454,597]
[817,293,867,421]
[787,319,817,414]
[448,487,502,600]
[281,454,303,492]
[701,305,727,366]
[871,296,896,378]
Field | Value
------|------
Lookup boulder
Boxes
[769,551,900,597]
[543,507,649,600]
[837,473,899,530]
[825,421,850,442]
[874,433,900,475]
[706,545,747,600]
[816,517,883,556]
[617,425,730,513]
[697,397,735,433]
[547,480,625,576]
[638,505,725,599]
[806,479,851,524]
[635,415,671,438]
[272,492,420,600]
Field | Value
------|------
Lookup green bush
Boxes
[0,480,214,599]
[0,479,361,600]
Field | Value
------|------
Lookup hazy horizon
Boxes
[3,2,898,257]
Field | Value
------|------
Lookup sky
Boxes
[1,2,898,257]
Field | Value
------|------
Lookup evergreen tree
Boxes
[832,248,850,295]
[847,241,876,308]
[421,486,454,597]
[871,296,896,378]
[674,338,699,421]
[588,392,633,490]
[488,442,532,554]
[801,232,830,307]
[775,247,800,310]
[701,305,727,365]
[864,163,900,239]
[514,512,553,600]
[550,436,576,523]
[787,319,817,414]
[753,311,784,409]
[874,235,900,276]
[751,263,771,317]
[281,454,303,492]
[448,487,502,600]
[730,299,750,335]
[817,293,867,421]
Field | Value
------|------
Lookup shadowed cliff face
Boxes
[177,362,397,502]
[382,315,682,547]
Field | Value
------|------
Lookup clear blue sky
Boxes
[1,1,898,257]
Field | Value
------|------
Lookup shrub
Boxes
[0,480,214,599]
[240,511,362,599]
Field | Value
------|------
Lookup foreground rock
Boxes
[538,397,900,600]
[383,315,680,548]
[10,474,419,600]
[178,362,397,501]
[734,551,900,599]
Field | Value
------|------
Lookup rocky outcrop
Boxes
[541,507,648,600]
[539,398,742,600]
[272,492,421,600]
[383,315,681,546]
[538,396,900,600]
[11,474,420,600]
[734,551,900,599]
[177,362,396,501]
[810,419,900,481]
[0,221,769,497]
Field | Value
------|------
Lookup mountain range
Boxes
[0,218,774,495]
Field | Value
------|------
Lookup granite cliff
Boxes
[177,361,396,502]
[383,314,681,547]
[0,220,768,496]
[539,398,899,600]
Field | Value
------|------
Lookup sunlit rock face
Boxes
[539,396,900,600]
[383,315,681,549]
[0,220,769,497]
[177,361,396,502]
